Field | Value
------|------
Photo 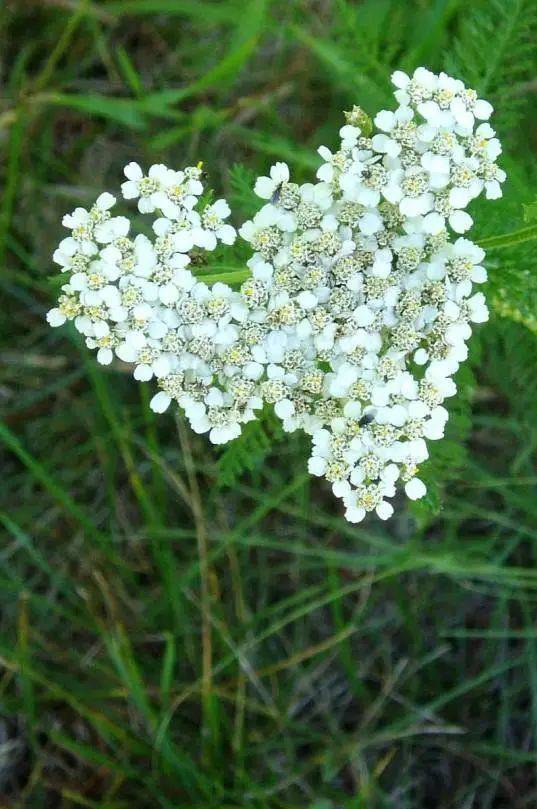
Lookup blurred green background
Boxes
[1,0,537,806]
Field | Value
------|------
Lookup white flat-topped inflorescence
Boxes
[48,67,505,522]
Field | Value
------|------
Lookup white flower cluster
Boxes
[48,67,505,522]
[46,161,253,444]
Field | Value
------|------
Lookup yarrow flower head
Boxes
[48,67,505,522]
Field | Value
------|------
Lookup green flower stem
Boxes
[191,268,251,285]
[478,224,537,250]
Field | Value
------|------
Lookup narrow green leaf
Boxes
[116,46,144,96]
[0,111,25,265]
[45,92,148,129]
[159,632,176,711]
[104,0,240,23]
[0,420,105,546]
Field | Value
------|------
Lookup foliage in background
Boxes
[0,0,536,806]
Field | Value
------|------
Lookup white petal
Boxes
[374,110,396,132]
[275,399,295,419]
[449,187,472,209]
[376,501,394,520]
[405,478,427,500]
[422,212,445,234]
[254,176,274,199]
[308,456,327,476]
[173,231,195,252]
[97,347,113,365]
[359,212,382,235]
[449,210,473,233]
[124,162,143,180]
[159,284,179,305]
[270,162,290,183]
[46,308,66,327]
[150,391,172,413]
[391,70,410,89]
[134,363,153,381]
[116,343,138,363]
[218,224,236,245]
[121,180,139,199]
[474,99,493,120]
[345,506,366,523]
[485,180,502,200]
[96,192,116,210]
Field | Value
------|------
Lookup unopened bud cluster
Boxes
[48,68,505,522]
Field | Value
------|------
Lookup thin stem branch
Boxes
[176,417,215,760]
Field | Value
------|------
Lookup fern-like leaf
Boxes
[228,163,259,219]
[217,413,282,488]
[447,0,537,134]
[411,362,476,522]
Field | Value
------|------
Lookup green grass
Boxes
[1,0,537,805]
